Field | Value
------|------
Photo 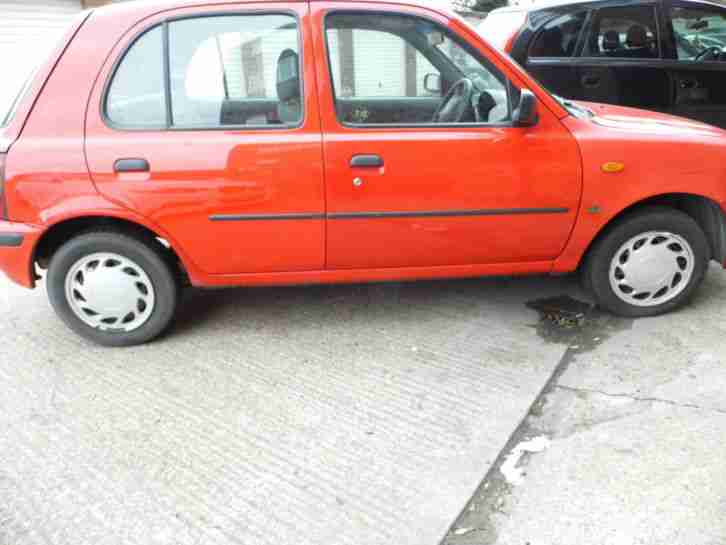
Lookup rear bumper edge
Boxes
[0,221,42,288]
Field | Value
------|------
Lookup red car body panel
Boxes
[0,0,725,290]
[310,2,581,270]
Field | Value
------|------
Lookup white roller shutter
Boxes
[0,0,82,115]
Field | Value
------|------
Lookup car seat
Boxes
[625,24,654,58]
[276,48,301,124]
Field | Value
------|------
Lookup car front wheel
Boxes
[584,207,710,317]
[47,231,178,346]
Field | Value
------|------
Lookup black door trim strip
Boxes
[327,208,569,219]
[209,208,569,222]
[210,213,325,222]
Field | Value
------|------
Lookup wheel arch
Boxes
[578,193,726,270]
[33,214,191,284]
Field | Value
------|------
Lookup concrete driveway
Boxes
[1,273,574,545]
[2,268,725,545]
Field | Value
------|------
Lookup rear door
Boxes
[523,10,590,99]
[312,3,582,270]
[660,0,726,128]
[85,3,326,275]
[572,4,671,112]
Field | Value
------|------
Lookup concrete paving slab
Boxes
[449,265,726,545]
[558,264,726,412]
[494,394,726,545]
[0,274,573,545]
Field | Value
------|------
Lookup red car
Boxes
[1,0,725,346]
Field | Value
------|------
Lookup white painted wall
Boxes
[0,0,82,120]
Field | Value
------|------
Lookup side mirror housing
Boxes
[512,89,539,127]
[423,73,442,95]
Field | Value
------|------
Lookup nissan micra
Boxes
[1,0,725,346]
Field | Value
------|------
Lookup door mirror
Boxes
[512,89,539,127]
[424,73,442,95]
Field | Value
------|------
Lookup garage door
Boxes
[0,0,82,116]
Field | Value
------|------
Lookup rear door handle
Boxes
[114,158,150,173]
[350,154,383,168]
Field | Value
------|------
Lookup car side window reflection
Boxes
[325,12,512,126]
[670,6,726,60]
[581,6,661,59]
[105,14,303,129]
[529,12,587,58]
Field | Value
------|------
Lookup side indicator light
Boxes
[601,161,625,173]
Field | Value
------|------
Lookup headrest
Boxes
[626,25,648,48]
[602,30,621,51]
[276,49,300,102]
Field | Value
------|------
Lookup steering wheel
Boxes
[695,46,722,61]
[432,78,475,123]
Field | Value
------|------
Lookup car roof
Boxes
[488,0,726,15]
[91,0,459,18]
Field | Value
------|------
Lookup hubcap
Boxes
[65,252,155,332]
[609,231,695,307]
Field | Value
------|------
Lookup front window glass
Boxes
[529,12,587,58]
[582,6,660,58]
[325,12,511,125]
[670,6,726,60]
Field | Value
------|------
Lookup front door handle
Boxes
[350,154,384,168]
[114,158,150,173]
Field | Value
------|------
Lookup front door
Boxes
[661,0,726,128]
[312,4,582,270]
[85,4,325,275]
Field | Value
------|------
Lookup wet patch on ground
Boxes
[442,296,633,545]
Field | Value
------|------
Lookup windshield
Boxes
[433,38,505,92]
[1,71,39,128]
[671,6,726,59]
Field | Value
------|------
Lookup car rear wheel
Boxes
[584,207,709,317]
[47,231,178,346]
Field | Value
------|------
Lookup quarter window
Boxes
[529,12,587,58]
[105,14,302,129]
[106,26,167,128]
[325,12,511,125]
[582,6,660,58]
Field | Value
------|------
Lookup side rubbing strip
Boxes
[327,208,569,219]
[210,209,569,221]
[210,213,325,222]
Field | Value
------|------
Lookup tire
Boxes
[47,231,179,347]
[583,206,709,317]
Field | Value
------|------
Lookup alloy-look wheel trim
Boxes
[608,231,695,307]
[64,252,156,332]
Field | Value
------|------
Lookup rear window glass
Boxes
[478,10,527,50]
[529,12,587,57]
[105,14,302,129]
[581,6,660,58]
